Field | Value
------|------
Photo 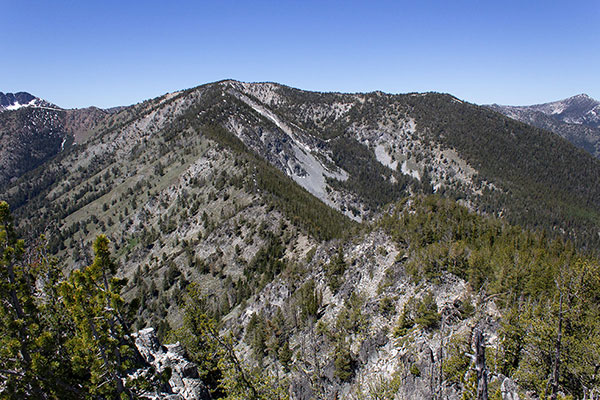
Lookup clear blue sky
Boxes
[2,0,599,108]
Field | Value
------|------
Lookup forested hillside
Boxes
[488,94,600,159]
[2,81,600,399]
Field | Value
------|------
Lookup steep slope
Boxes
[0,93,113,186]
[1,85,355,333]
[488,94,600,158]
[2,81,600,399]
[0,107,70,186]
[5,81,600,251]
[220,82,600,249]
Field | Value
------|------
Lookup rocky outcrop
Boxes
[133,328,211,400]
[501,377,519,400]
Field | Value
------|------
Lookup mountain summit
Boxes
[488,94,600,158]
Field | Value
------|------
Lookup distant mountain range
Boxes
[0,92,111,186]
[488,94,600,158]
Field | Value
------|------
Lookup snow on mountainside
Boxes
[0,91,60,112]
[487,94,600,158]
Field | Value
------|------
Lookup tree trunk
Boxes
[474,328,488,400]
[548,291,563,400]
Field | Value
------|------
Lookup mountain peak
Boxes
[0,91,59,112]
[568,93,600,103]
[486,92,600,158]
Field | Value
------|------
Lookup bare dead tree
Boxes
[473,328,488,400]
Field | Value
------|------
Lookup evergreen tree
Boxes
[517,259,600,398]
[59,235,145,398]
[0,201,78,399]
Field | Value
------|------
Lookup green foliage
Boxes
[245,233,285,293]
[394,293,440,336]
[383,196,600,398]
[243,86,600,249]
[355,370,402,400]
[513,259,600,398]
[379,296,395,317]
[245,312,267,361]
[174,284,289,399]
[296,278,322,322]
[393,302,415,338]
[409,364,421,377]
[381,196,577,300]
[0,203,159,399]
[336,292,367,335]
[278,340,293,372]
[195,122,355,241]
[327,137,415,210]
[0,201,76,398]
[59,235,144,398]
[325,246,347,292]
[407,92,600,250]
[334,340,354,382]
[414,292,440,330]
[171,284,227,398]
[497,305,526,377]
[443,333,471,386]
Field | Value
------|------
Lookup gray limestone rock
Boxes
[133,328,211,400]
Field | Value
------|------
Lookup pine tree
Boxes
[516,259,600,398]
[0,201,46,397]
[0,202,82,398]
[59,235,145,398]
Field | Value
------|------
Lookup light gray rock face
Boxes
[133,328,211,400]
[501,377,519,400]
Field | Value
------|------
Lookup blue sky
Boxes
[2,0,599,108]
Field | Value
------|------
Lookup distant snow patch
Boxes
[6,99,36,110]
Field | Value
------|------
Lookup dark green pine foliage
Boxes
[505,259,600,398]
[172,284,227,399]
[174,284,287,399]
[244,233,286,294]
[0,201,80,399]
[325,246,347,292]
[382,195,600,397]
[327,137,415,211]
[407,93,600,250]
[333,339,354,382]
[59,235,147,399]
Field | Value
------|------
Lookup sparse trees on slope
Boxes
[175,283,289,399]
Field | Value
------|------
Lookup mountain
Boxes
[0,92,112,186]
[6,81,600,249]
[0,91,59,111]
[2,81,600,399]
[488,94,600,158]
